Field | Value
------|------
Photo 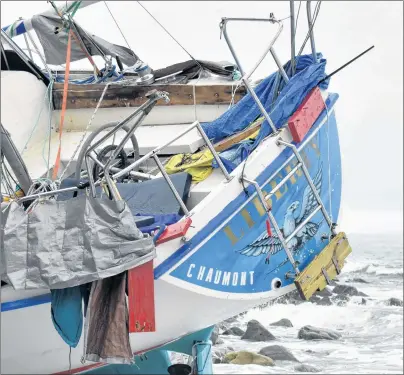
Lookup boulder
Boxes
[259,345,298,362]
[222,326,245,336]
[215,338,224,345]
[316,288,333,297]
[224,351,274,366]
[350,278,369,284]
[270,318,293,328]
[212,346,234,364]
[316,296,332,306]
[333,284,368,297]
[224,316,239,324]
[298,325,341,341]
[241,320,276,342]
[295,364,321,373]
[210,325,220,345]
[386,297,403,307]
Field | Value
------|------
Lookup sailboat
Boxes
[1,1,357,374]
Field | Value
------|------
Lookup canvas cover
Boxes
[31,14,139,66]
[1,195,156,290]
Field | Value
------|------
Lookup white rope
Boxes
[228,80,243,109]
[57,83,110,182]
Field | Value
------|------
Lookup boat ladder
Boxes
[240,137,336,277]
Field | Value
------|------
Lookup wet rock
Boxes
[386,297,403,307]
[215,338,224,345]
[212,346,234,364]
[316,288,333,297]
[361,298,367,305]
[295,364,321,372]
[210,325,219,345]
[259,345,298,362]
[224,351,274,366]
[350,278,369,284]
[224,316,239,324]
[222,327,245,336]
[333,284,368,297]
[332,293,350,306]
[241,319,276,342]
[316,296,332,306]
[270,318,293,328]
[298,325,341,341]
[275,290,304,305]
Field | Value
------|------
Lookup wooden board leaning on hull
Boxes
[294,232,352,300]
[52,83,247,110]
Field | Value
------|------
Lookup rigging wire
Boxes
[136,1,204,72]
[294,1,302,37]
[103,1,133,53]
[297,1,321,57]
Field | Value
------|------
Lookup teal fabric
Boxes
[50,286,83,348]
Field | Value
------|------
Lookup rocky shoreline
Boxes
[209,280,403,373]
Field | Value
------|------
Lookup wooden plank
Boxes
[213,117,263,153]
[52,83,247,110]
[294,232,352,300]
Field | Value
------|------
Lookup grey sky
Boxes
[1,1,403,232]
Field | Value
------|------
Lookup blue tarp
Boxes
[202,53,330,171]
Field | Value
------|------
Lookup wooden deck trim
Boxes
[52,83,247,110]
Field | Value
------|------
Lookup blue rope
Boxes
[49,65,121,84]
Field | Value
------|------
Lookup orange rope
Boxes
[52,29,72,180]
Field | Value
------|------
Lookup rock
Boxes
[210,325,219,345]
[333,284,368,297]
[215,338,224,345]
[386,297,403,307]
[222,326,245,336]
[350,278,369,284]
[295,364,321,373]
[212,346,234,364]
[316,296,332,306]
[298,325,341,341]
[275,290,304,305]
[241,320,276,342]
[224,316,238,324]
[259,345,298,362]
[270,318,293,328]
[224,351,274,366]
[332,293,350,306]
[361,298,367,305]
[316,288,332,297]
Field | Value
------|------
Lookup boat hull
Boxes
[1,93,341,374]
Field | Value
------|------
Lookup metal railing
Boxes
[219,15,288,135]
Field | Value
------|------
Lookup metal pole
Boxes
[290,0,296,75]
[277,139,334,231]
[152,154,190,216]
[0,124,32,194]
[306,1,317,62]
[269,47,289,83]
[195,122,232,181]
[242,177,299,274]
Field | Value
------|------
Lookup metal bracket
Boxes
[321,267,331,285]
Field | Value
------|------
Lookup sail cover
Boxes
[1,195,156,290]
[30,13,139,66]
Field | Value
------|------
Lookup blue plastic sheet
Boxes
[204,53,330,171]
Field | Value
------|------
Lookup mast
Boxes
[2,1,101,38]
[290,1,296,76]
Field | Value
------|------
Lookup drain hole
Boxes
[271,278,282,290]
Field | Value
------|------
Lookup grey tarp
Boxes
[1,195,156,290]
[30,14,139,66]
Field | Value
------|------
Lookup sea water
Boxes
[213,232,403,374]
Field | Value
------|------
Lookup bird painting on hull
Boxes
[238,163,324,264]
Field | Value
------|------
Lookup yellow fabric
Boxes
[165,118,262,183]
[165,148,214,182]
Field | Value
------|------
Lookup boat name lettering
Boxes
[186,264,254,286]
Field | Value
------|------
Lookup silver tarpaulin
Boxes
[30,14,139,66]
[1,195,156,290]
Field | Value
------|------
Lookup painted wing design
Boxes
[297,220,323,242]
[296,163,323,225]
[238,230,284,257]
